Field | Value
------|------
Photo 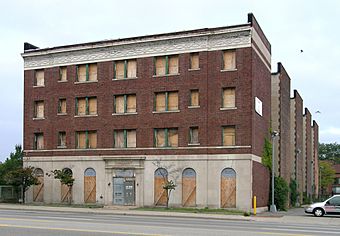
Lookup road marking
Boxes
[261,227,340,234]
[257,232,311,236]
[0,224,166,236]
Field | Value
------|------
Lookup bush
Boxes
[289,179,298,206]
[303,192,312,205]
[271,176,289,211]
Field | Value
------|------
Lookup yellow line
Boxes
[0,223,166,236]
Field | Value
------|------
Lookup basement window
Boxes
[154,128,178,147]
[75,97,97,116]
[113,59,137,79]
[76,130,97,149]
[114,129,136,148]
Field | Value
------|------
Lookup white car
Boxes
[305,195,340,217]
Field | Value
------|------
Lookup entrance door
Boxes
[113,177,135,205]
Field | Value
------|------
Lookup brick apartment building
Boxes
[22,13,318,210]
[271,64,319,204]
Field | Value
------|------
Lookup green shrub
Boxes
[289,179,298,206]
[272,176,289,211]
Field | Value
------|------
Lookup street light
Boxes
[270,131,279,213]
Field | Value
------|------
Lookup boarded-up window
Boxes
[155,93,166,112]
[189,127,199,144]
[127,60,137,78]
[155,57,166,76]
[77,98,86,115]
[58,99,67,114]
[35,101,44,118]
[190,90,199,107]
[88,64,97,81]
[168,92,178,111]
[182,168,196,207]
[221,168,236,208]
[59,67,67,81]
[168,128,178,147]
[34,133,44,150]
[190,53,199,70]
[154,128,178,147]
[223,51,236,70]
[155,92,178,112]
[114,95,125,113]
[77,65,87,82]
[33,168,44,202]
[223,88,236,108]
[126,95,136,113]
[154,168,168,206]
[127,130,136,148]
[76,131,87,149]
[223,126,236,146]
[35,70,44,86]
[58,131,66,147]
[88,97,97,115]
[168,55,179,74]
[88,131,97,148]
[115,61,125,79]
[84,168,96,203]
[114,129,136,148]
[76,131,97,149]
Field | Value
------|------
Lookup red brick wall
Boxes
[24,47,271,158]
[304,108,312,195]
[313,121,319,196]
[252,161,270,207]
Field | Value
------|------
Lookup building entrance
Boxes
[113,170,135,205]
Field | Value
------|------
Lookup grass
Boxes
[135,207,246,215]
[26,203,104,208]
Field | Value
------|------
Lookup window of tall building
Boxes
[154,91,178,112]
[190,90,199,107]
[34,101,44,119]
[114,129,136,148]
[222,88,236,108]
[34,69,44,87]
[76,97,97,116]
[113,94,136,114]
[154,55,179,76]
[113,59,137,79]
[222,126,235,146]
[76,63,97,82]
[58,98,67,114]
[59,67,67,82]
[58,131,66,148]
[189,127,199,145]
[76,131,97,149]
[189,53,199,70]
[34,133,44,150]
[222,50,236,70]
[154,128,178,147]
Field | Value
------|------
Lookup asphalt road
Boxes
[0,209,339,236]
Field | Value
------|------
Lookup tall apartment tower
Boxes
[22,14,272,210]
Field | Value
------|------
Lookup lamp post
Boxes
[270,131,279,213]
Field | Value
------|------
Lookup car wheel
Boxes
[313,208,324,217]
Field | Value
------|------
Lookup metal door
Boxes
[113,178,124,205]
[124,179,135,205]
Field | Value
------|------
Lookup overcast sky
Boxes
[0,0,339,161]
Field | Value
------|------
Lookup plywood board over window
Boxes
[126,95,136,113]
[77,132,86,149]
[190,53,199,70]
[58,132,66,147]
[190,127,199,144]
[59,67,67,81]
[88,97,97,115]
[35,133,44,150]
[221,168,236,208]
[190,90,199,106]
[77,65,87,82]
[35,101,44,118]
[155,129,166,147]
[154,168,168,206]
[168,92,178,111]
[168,56,179,74]
[115,95,125,113]
[168,129,178,147]
[223,126,235,146]
[127,130,136,148]
[127,60,137,78]
[88,64,97,81]
[114,130,125,148]
[223,51,236,70]
[58,99,66,114]
[155,57,166,76]
[77,98,86,115]
[155,93,166,112]
[182,168,196,207]
[223,88,235,108]
[88,131,97,148]
[115,61,125,79]
[35,70,44,86]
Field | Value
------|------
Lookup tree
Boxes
[48,169,75,204]
[319,142,340,164]
[319,160,336,196]
[274,176,289,211]
[0,145,23,184]
[262,138,272,171]
[152,160,181,208]
[4,166,39,203]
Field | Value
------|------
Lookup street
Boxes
[0,209,339,236]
